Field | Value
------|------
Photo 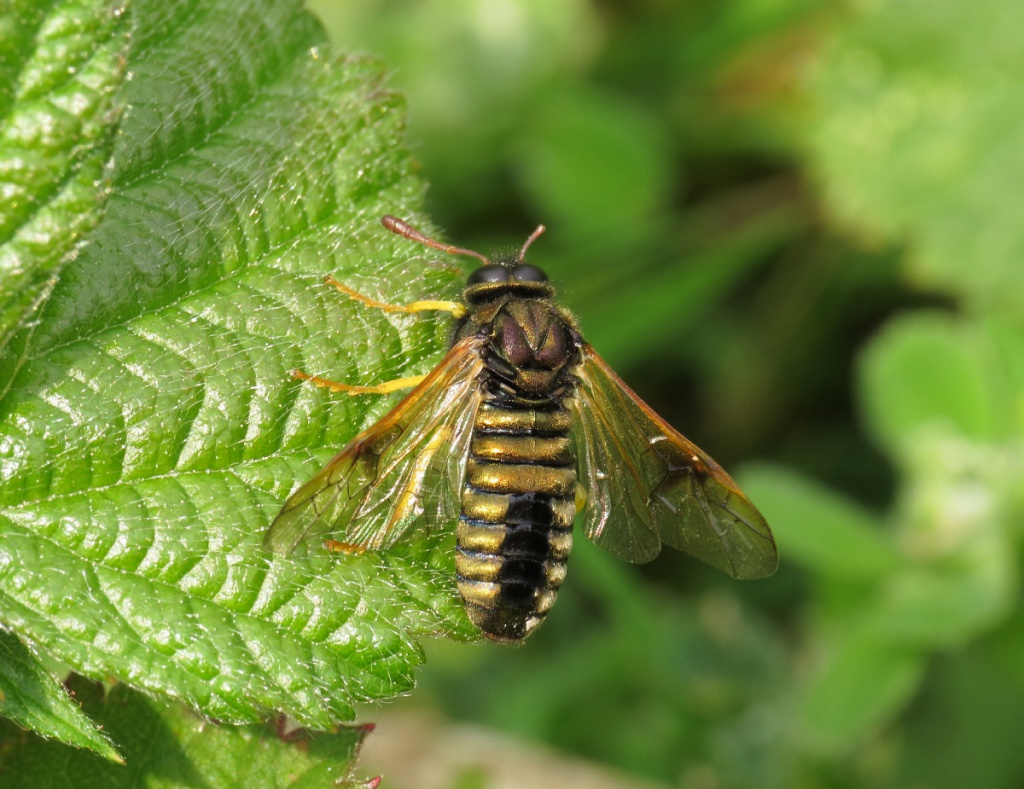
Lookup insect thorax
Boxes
[457,294,580,399]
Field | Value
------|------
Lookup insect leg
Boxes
[323,539,368,555]
[324,275,467,319]
[291,368,427,396]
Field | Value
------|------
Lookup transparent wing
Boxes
[264,335,486,555]
[570,344,777,579]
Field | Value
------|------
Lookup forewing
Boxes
[570,344,777,579]
[264,335,486,555]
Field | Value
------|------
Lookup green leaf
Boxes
[0,0,129,392]
[0,629,120,762]
[858,312,1009,453]
[808,0,1024,307]
[869,426,1018,648]
[738,464,899,581]
[0,675,374,788]
[985,315,1024,440]
[870,561,1014,650]
[0,0,472,737]
[800,625,925,752]
[514,85,673,233]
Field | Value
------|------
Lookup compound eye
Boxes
[468,265,510,285]
[512,264,548,282]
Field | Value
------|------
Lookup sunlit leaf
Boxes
[0,0,128,392]
[0,0,472,738]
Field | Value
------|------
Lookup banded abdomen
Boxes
[456,398,577,641]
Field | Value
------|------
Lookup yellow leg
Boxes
[324,275,467,319]
[294,275,454,397]
[323,539,367,555]
[292,368,426,396]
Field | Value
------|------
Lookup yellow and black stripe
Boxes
[456,399,577,641]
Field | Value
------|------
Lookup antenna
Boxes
[381,215,491,266]
[517,224,546,262]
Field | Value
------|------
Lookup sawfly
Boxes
[265,216,777,642]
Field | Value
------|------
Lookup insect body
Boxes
[265,216,777,642]
[452,268,581,640]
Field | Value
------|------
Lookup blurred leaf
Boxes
[307,0,601,219]
[870,426,1018,648]
[0,676,373,788]
[801,625,925,752]
[859,312,1005,453]
[809,0,1024,307]
[308,0,597,128]
[571,192,802,365]
[871,560,1014,650]
[899,614,1024,789]
[0,629,120,762]
[514,85,673,232]
[739,464,899,581]
[0,0,128,392]
[986,315,1024,438]
[598,0,825,155]
[0,0,470,737]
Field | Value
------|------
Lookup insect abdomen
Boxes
[456,401,576,642]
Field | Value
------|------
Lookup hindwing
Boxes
[570,344,777,579]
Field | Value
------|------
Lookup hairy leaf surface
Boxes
[0,0,472,734]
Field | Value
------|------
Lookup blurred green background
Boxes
[306,1,1024,787]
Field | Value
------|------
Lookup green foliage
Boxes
[0,0,128,391]
[312,1,1024,787]
[860,313,1024,449]
[810,0,1024,309]
[0,0,472,774]
[741,465,897,582]
[0,629,120,761]
[0,675,373,788]
[5,0,1024,786]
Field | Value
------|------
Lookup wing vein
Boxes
[570,343,777,577]
[264,335,486,555]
